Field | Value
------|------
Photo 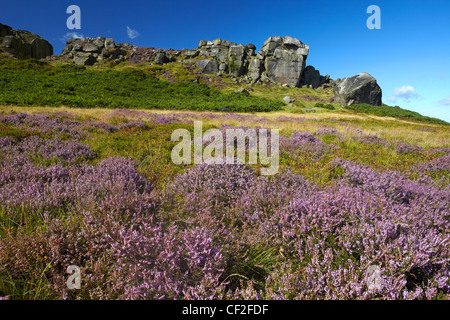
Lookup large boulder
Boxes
[197,39,256,76]
[73,52,97,66]
[195,36,309,85]
[154,52,166,65]
[82,42,100,53]
[260,35,309,87]
[300,66,332,89]
[196,59,219,74]
[0,22,53,59]
[248,58,262,82]
[261,36,283,55]
[104,38,115,50]
[333,73,382,106]
[301,65,321,88]
[210,45,229,61]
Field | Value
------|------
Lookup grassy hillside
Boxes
[1,56,447,127]
[345,103,448,126]
[0,57,283,112]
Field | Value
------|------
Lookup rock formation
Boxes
[60,37,180,66]
[61,37,127,66]
[1,23,380,107]
[193,36,311,87]
[333,73,382,106]
[58,34,332,89]
[300,65,331,89]
[0,23,53,59]
[260,36,309,87]
[195,39,255,77]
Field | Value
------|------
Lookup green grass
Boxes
[345,103,449,126]
[83,122,194,185]
[0,57,283,113]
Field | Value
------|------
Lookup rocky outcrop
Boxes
[55,33,382,106]
[192,36,310,87]
[333,73,382,106]
[62,37,127,65]
[0,23,53,59]
[260,36,309,87]
[196,59,219,74]
[60,37,180,66]
[196,39,256,77]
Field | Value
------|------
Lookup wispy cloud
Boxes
[438,96,450,106]
[60,32,84,43]
[388,86,420,103]
[126,26,140,39]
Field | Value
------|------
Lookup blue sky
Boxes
[1,0,449,122]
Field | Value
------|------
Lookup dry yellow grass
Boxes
[1,105,448,148]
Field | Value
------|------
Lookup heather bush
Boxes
[352,132,389,147]
[395,142,424,154]
[0,112,118,137]
[280,130,338,160]
[118,121,148,130]
[164,160,450,300]
[313,127,343,137]
[414,154,450,173]
[0,110,449,300]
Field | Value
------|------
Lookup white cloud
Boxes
[388,86,420,103]
[126,26,140,39]
[61,32,84,43]
[438,96,450,106]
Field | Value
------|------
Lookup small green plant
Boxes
[314,102,335,110]
[314,102,325,108]
[228,53,239,73]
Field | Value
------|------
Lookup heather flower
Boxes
[280,130,335,159]
[395,142,423,154]
[352,132,389,147]
[118,121,147,129]
[313,127,343,137]
[414,154,450,173]
[0,110,449,301]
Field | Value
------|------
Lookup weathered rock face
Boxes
[197,39,256,77]
[260,36,309,87]
[0,22,53,59]
[333,73,382,106]
[192,35,310,87]
[61,37,179,66]
[196,59,219,74]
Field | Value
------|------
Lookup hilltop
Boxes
[0,22,448,126]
